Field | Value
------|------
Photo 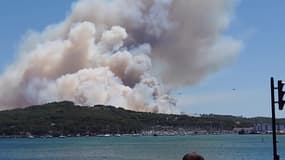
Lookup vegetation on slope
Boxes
[0,101,283,136]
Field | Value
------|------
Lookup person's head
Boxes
[183,152,204,160]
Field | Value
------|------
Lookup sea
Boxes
[0,135,284,160]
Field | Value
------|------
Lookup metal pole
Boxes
[271,77,279,160]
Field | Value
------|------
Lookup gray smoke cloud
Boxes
[0,0,242,113]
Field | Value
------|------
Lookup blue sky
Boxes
[0,0,284,117]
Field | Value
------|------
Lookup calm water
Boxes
[0,135,284,160]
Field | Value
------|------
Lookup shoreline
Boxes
[0,132,274,139]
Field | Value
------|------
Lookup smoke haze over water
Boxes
[0,0,242,113]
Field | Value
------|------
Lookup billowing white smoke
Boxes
[0,0,242,113]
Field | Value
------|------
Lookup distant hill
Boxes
[0,101,283,136]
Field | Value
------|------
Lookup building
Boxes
[255,123,285,133]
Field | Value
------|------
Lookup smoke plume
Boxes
[0,0,242,113]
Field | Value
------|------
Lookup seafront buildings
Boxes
[2,123,285,138]
[233,123,285,134]
[255,123,285,133]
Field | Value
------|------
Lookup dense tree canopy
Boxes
[0,101,282,136]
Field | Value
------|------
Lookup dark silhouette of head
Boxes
[183,152,205,160]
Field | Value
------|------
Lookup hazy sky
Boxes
[0,0,284,117]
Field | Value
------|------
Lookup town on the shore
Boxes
[1,123,285,138]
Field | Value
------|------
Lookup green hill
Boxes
[0,101,282,137]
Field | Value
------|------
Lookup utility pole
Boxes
[271,77,279,160]
[270,77,285,160]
